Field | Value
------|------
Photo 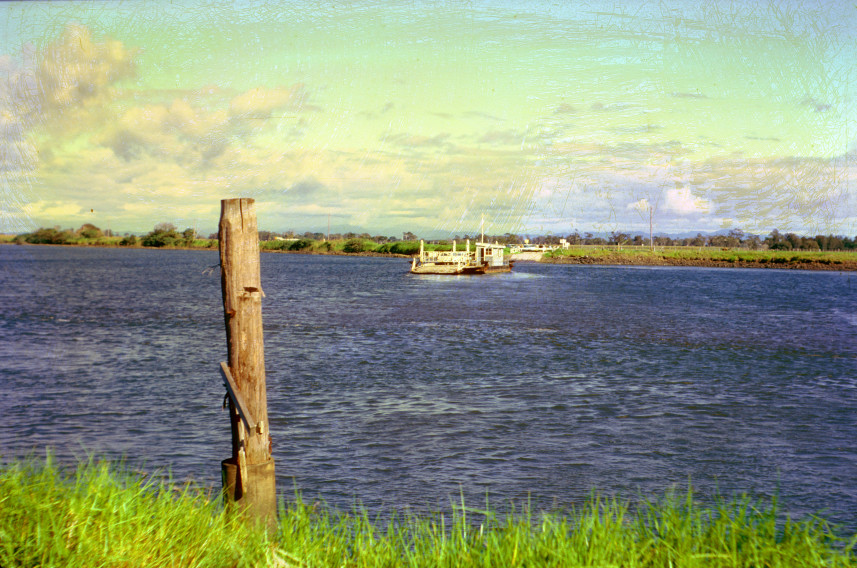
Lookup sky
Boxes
[1,0,855,239]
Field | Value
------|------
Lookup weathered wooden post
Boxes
[218,197,276,529]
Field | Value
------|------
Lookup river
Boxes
[1,245,855,530]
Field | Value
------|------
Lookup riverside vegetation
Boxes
[4,222,857,270]
[1,456,854,567]
[542,246,857,271]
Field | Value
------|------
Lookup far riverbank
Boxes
[3,236,856,271]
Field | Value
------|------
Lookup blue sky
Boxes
[1,0,855,238]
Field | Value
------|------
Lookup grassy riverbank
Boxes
[1,457,854,567]
[542,246,857,271]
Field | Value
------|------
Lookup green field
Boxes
[542,246,857,270]
[1,456,854,567]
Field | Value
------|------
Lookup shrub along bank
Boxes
[0,456,855,567]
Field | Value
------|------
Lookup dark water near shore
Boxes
[1,246,856,530]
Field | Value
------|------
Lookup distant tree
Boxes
[823,235,844,251]
[402,231,418,241]
[23,227,73,244]
[154,222,177,234]
[785,233,802,250]
[687,233,706,247]
[709,234,730,248]
[745,235,762,250]
[728,228,744,243]
[801,237,820,251]
[289,239,313,251]
[142,223,180,247]
[343,238,368,253]
[119,234,137,246]
[609,231,629,247]
[765,229,788,250]
[78,223,103,239]
[181,228,196,246]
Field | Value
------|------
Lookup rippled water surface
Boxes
[1,246,856,529]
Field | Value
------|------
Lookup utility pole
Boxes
[218,197,277,530]
[649,202,655,251]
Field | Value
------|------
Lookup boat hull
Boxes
[410,261,513,275]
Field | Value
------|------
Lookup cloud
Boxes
[463,111,504,122]
[229,85,307,119]
[23,199,86,219]
[100,99,231,163]
[800,96,831,113]
[386,132,452,148]
[627,197,651,214]
[663,187,711,215]
[478,129,526,146]
[611,124,662,134]
[286,178,324,200]
[671,92,708,99]
[36,23,136,113]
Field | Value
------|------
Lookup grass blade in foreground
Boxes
[1,457,854,567]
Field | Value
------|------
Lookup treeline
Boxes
[482,228,857,251]
[254,230,418,244]
[17,223,116,245]
[14,223,208,248]
[12,224,857,253]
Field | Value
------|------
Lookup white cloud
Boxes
[36,24,136,113]
[23,199,85,220]
[229,86,305,119]
[663,187,711,216]
[627,197,651,214]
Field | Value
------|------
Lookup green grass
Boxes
[544,246,856,268]
[1,457,854,567]
[0,455,272,567]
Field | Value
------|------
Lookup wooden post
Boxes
[218,197,276,529]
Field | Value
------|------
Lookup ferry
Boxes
[410,239,512,275]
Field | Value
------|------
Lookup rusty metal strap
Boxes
[219,362,257,432]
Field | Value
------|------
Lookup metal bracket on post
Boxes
[219,361,257,433]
